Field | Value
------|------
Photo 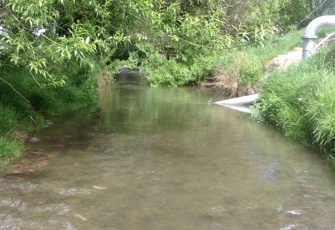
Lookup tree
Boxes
[107,0,290,86]
[278,0,335,29]
[0,0,117,87]
[0,0,314,87]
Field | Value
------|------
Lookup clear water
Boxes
[1,75,335,230]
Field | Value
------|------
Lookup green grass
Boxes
[214,29,305,94]
[0,58,100,166]
[0,106,19,134]
[0,137,25,167]
[246,29,304,62]
[252,42,335,166]
[216,26,335,166]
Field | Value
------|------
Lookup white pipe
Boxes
[215,93,259,106]
[302,15,335,59]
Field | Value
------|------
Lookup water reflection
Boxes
[0,75,335,229]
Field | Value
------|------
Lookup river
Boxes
[1,74,335,229]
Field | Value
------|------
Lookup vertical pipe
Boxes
[302,15,335,60]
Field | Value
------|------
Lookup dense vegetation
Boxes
[0,0,334,165]
[2,0,332,87]
[0,64,99,166]
[252,39,335,166]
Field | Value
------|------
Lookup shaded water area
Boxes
[1,74,335,229]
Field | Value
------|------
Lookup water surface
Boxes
[1,75,335,230]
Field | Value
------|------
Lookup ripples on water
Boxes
[1,75,335,229]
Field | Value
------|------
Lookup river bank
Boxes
[201,30,304,97]
[202,47,303,96]
[251,40,335,167]
[213,29,335,167]
[202,28,335,167]
[0,62,100,168]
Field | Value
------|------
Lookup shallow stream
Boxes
[1,74,335,229]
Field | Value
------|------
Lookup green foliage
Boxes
[100,0,298,86]
[1,0,319,87]
[238,53,263,87]
[248,30,304,62]
[252,43,335,163]
[144,50,218,86]
[218,0,292,45]
[0,137,24,167]
[214,29,304,94]
[0,0,111,86]
[0,60,98,164]
[251,64,317,142]
[0,56,98,125]
[306,75,335,154]
[216,50,263,91]
[0,106,18,134]
[278,0,335,30]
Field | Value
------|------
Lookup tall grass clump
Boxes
[252,42,335,165]
[0,137,24,167]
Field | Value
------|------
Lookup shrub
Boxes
[145,51,218,86]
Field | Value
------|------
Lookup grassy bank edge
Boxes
[212,28,335,167]
[0,61,103,167]
[208,29,304,96]
[250,42,335,167]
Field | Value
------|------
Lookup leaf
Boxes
[85,36,90,44]
[74,214,87,221]
[10,54,20,65]
[93,186,107,190]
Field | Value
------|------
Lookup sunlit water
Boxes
[1,74,335,230]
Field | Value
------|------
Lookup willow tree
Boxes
[107,0,293,86]
[0,0,305,87]
[0,0,122,87]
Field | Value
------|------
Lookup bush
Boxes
[0,57,99,166]
[144,51,218,86]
